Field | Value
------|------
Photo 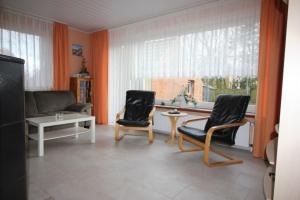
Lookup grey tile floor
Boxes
[27,125,266,200]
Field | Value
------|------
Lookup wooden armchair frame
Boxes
[178,117,247,167]
[115,107,156,143]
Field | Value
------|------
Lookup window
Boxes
[108,0,260,123]
[151,77,257,107]
[144,22,259,108]
[0,10,53,90]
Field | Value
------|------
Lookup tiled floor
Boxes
[27,125,266,200]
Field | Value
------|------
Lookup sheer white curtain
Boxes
[109,0,261,124]
[0,9,53,90]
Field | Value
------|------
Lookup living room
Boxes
[0,0,299,200]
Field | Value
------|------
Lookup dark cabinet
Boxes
[0,54,27,200]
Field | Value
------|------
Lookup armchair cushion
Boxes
[116,119,150,127]
[123,90,155,122]
[65,103,92,112]
[178,126,240,144]
[178,126,206,142]
[204,95,250,145]
[178,95,250,146]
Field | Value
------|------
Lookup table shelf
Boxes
[28,127,89,141]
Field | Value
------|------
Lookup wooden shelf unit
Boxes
[70,77,94,110]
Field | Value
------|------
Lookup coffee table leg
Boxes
[75,122,79,139]
[170,117,178,143]
[38,125,44,157]
[90,118,95,143]
[166,116,178,145]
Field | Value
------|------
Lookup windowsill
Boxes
[155,103,256,120]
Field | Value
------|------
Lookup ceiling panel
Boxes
[1,0,215,32]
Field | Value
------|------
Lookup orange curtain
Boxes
[53,22,70,90]
[90,30,108,124]
[253,0,287,157]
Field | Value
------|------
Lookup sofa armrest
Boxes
[65,103,92,113]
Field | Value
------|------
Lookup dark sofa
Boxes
[25,91,92,133]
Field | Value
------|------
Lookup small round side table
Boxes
[161,111,188,145]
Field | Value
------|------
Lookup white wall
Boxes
[153,111,252,150]
[274,0,300,199]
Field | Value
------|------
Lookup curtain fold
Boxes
[253,0,287,157]
[0,9,53,90]
[90,30,108,124]
[108,0,261,124]
[109,0,260,80]
[53,22,69,90]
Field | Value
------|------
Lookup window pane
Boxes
[151,76,257,106]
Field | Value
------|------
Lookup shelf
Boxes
[266,138,278,165]
[264,166,275,200]
[28,127,90,141]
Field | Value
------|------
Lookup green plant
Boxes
[171,84,198,106]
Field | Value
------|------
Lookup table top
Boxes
[26,113,95,126]
[161,111,188,117]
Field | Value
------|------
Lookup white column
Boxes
[90,117,95,143]
[38,125,44,157]
[274,1,300,199]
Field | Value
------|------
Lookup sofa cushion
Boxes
[25,91,39,118]
[65,103,92,113]
[33,91,76,113]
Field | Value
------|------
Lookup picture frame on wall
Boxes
[72,44,83,56]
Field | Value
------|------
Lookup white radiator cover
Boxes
[153,111,252,151]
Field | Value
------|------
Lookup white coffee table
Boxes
[26,113,95,157]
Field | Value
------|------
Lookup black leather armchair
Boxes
[177,95,250,167]
[115,90,156,143]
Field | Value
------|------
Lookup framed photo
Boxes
[72,44,83,56]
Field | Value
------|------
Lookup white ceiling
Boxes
[0,0,215,32]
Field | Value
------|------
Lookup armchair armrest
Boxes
[116,107,125,121]
[148,107,156,124]
[205,118,248,144]
[182,116,210,126]
[65,103,92,113]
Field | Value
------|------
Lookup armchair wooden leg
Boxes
[203,140,211,165]
[201,134,242,167]
[178,134,184,151]
[148,128,154,144]
[179,134,203,152]
[203,147,243,167]
[115,124,121,142]
[180,134,242,167]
